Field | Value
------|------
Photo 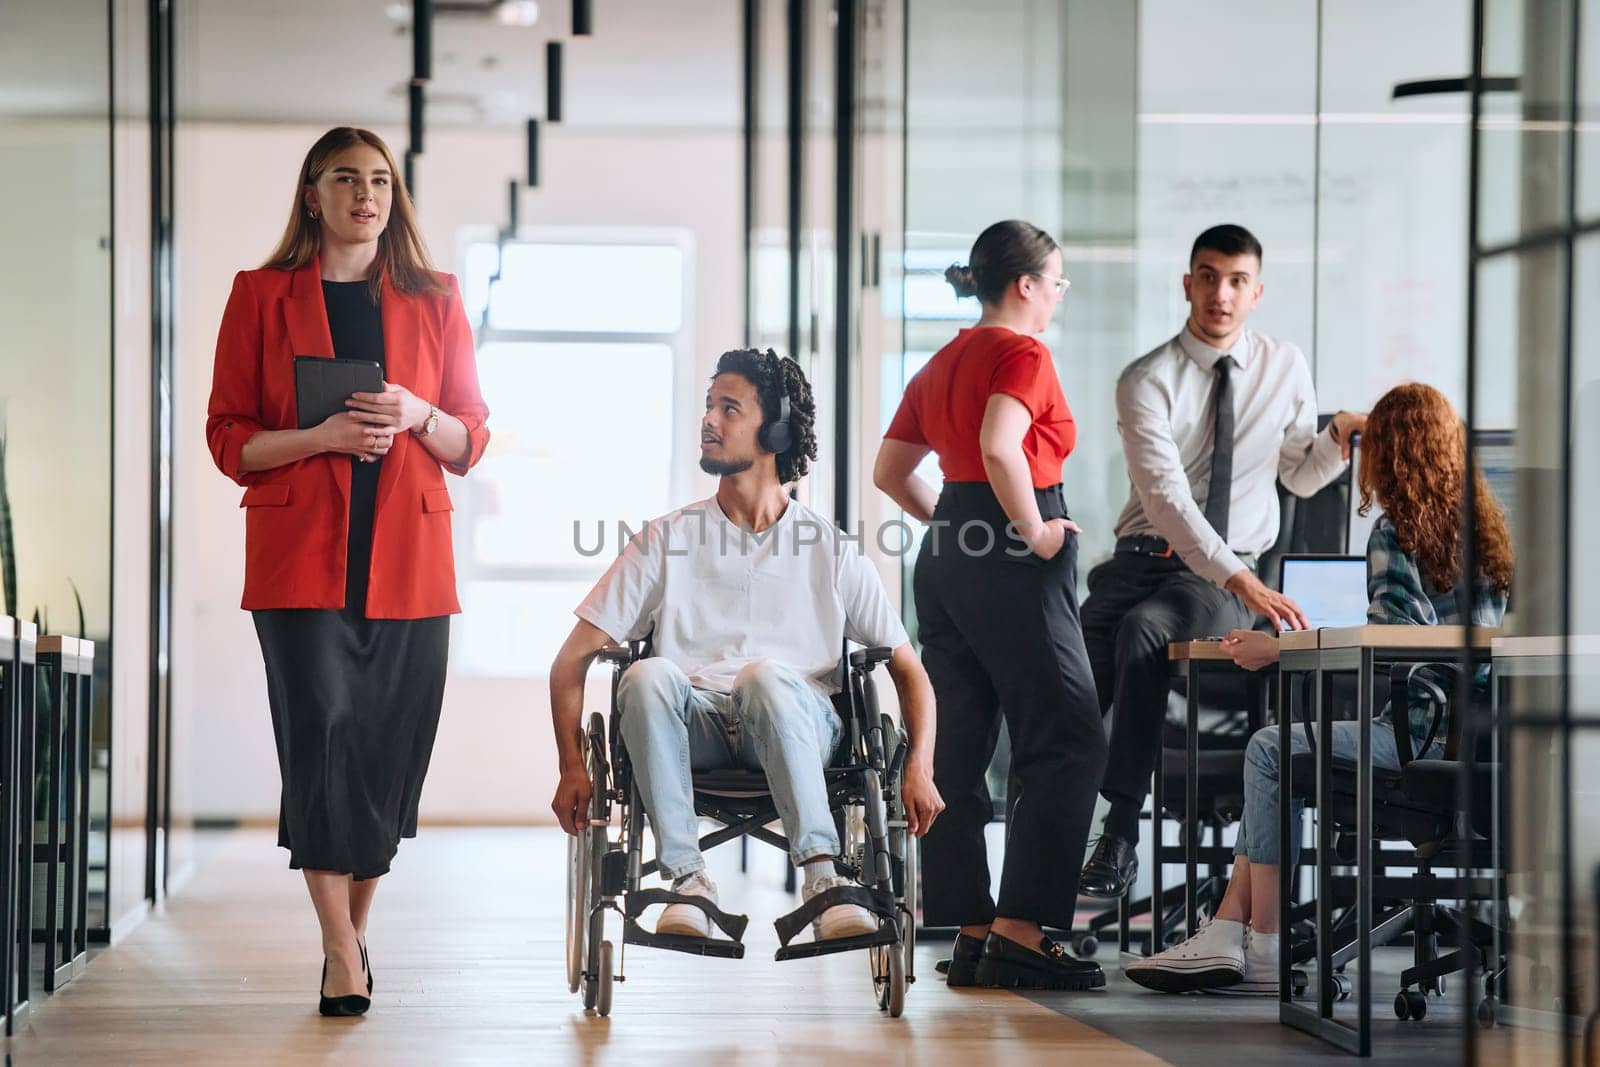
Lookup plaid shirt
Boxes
[1366,516,1507,744]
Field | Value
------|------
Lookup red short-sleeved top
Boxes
[884,327,1076,488]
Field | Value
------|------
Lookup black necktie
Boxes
[1204,355,1237,542]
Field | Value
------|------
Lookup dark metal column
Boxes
[832,0,857,526]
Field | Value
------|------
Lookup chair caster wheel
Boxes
[1072,933,1099,958]
[1331,974,1353,1002]
[1395,989,1427,1020]
[1291,969,1309,996]
[1477,996,1497,1028]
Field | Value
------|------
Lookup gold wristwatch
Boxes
[414,405,439,437]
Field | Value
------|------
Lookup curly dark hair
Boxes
[1357,382,1514,593]
[712,348,818,485]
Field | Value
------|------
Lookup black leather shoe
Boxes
[938,932,986,988]
[319,959,372,1017]
[1079,834,1138,899]
[360,940,373,995]
[973,933,1106,991]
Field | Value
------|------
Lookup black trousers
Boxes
[1079,550,1251,842]
[914,482,1106,930]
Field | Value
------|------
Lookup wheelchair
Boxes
[564,641,919,1018]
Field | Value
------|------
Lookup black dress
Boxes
[251,280,450,881]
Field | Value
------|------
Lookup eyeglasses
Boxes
[1031,272,1072,296]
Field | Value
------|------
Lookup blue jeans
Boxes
[1234,721,1444,866]
[616,658,844,881]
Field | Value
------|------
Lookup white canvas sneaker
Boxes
[1124,918,1246,993]
[1208,928,1279,996]
[803,874,879,941]
[656,871,718,938]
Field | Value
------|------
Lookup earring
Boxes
[308,208,320,220]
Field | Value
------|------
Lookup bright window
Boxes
[454,233,692,676]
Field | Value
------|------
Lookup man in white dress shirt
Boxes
[1077,225,1365,900]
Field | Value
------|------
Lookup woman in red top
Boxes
[206,127,489,1016]
[874,220,1105,991]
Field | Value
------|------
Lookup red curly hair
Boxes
[1357,383,1513,593]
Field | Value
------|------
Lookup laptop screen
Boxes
[1279,555,1369,630]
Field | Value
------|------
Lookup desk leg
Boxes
[0,661,14,1034]
[59,669,79,982]
[1185,660,1199,940]
[13,657,34,1025]
[42,660,63,992]
[1315,663,1333,1021]
[1278,667,1294,1010]
[75,670,91,967]
[1356,649,1374,1056]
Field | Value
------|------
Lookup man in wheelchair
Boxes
[550,348,944,951]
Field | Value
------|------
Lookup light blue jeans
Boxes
[616,658,844,881]
[1234,721,1444,866]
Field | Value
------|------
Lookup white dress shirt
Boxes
[1113,326,1346,588]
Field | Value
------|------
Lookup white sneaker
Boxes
[1208,928,1279,996]
[656,871,717,938]
[1124,918,1246,993]
[803,874,879,942]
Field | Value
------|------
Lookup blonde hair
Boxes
[262,126,446,301]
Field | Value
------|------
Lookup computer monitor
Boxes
[1474,429,1516,537]
[1346,433,1378,556]
[1279,554,1369,630]
[1345,428,1516,555]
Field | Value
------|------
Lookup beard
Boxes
[699,454,754,476]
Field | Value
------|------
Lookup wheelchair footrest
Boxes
[623,918,747,959]
[623,888,751,943]
[772,884,896,949]
[773,926,899,962]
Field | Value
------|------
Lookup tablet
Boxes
[294,356,383,430]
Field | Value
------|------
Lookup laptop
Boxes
[1278,553,1368,631]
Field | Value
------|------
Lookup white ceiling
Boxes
[1,0,742,129]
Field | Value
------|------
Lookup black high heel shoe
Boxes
[319,957,372,1017]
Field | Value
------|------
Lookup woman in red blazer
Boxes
[206,126,489,1016]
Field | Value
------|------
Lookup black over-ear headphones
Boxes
[759,393,793,455]
[755,349,794,455]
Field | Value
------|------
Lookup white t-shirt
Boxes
[576,496,909,695]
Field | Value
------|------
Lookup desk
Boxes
[1279,625,1498,1056]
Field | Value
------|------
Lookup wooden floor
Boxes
[6,828,1163,1066]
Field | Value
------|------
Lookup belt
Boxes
[1114,534,1256,568]
[1115,534,1177,558]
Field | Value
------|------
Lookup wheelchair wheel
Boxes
[596,941,615,1017]
[898,759,919,985]
[871,930,906,1018]
[565,824,590,994]
[579,712,610,1010]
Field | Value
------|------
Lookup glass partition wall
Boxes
[881,0,1595,1059]
[1477,0,1600,1063]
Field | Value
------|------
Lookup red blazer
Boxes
[205,261,490,619]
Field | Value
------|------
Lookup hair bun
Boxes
[944,263,978,299]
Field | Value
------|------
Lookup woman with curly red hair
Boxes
[1126,382,1512,996]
